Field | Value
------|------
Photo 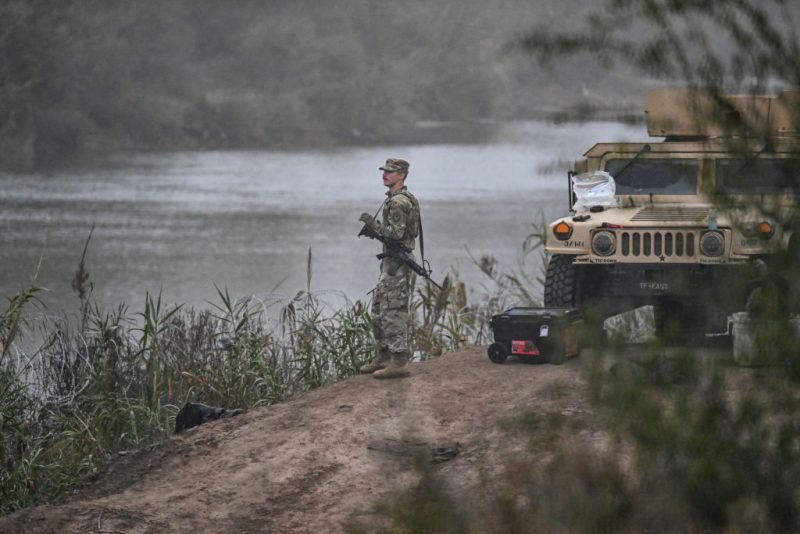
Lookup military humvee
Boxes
[544,88,800,335]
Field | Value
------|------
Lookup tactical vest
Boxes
[383,189,420,253]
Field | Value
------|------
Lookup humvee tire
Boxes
[544,254,577,308]
[544,255,608,345]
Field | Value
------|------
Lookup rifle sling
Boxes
[371,190,427,272]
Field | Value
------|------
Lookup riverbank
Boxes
[4,342,794,532]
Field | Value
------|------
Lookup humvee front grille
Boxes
[631,206,709,222]
[619,231,695,258]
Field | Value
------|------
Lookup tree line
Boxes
[0,0,639,170]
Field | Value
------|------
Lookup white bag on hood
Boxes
[571,171,618,210]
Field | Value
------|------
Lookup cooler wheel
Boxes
[488,342,508,364]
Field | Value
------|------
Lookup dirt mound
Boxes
[0,347,597,533]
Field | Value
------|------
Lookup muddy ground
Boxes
[0,345,734,533]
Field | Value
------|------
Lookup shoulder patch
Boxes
[388,209,404,225]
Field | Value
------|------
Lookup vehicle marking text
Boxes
[640,282,669,291]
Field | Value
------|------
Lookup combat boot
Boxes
[373,351,410,379]
[360,348,390,374]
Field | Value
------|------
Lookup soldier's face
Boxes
[382,170,404,189]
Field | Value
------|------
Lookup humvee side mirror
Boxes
[568,170,577,212]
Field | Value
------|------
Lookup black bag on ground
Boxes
[175,402,244,433]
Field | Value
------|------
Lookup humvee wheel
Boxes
[544,254,578,307]
[545,254,609,344]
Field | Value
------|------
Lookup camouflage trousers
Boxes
[371,260,414,354]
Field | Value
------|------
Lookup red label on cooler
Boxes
[511,340,540,356]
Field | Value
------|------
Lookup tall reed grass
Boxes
[0,225,548,515]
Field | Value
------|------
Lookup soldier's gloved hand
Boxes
[359,212,376,228]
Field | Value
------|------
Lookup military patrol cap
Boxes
[379,158,410,173]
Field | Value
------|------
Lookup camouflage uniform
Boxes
[359,159,420,378]
[371,186,420,353]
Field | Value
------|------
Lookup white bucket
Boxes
[731,312,800,366]
[731,312,761,366]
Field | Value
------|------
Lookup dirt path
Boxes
[0,347,600,533]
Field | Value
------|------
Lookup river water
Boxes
[0,121,647,315]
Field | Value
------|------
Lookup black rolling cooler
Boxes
[488,307,581,365]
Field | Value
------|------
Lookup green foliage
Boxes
[345,457,470,534]
[588,350,800,531]
[520,0,800,90]
[1,223,535,515]
[0,283,44,364]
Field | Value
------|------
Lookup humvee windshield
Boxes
[604,159,698,195]
[716,158,800,194]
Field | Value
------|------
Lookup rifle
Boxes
[358,224,443,290]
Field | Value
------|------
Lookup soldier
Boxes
[358,158,420,379]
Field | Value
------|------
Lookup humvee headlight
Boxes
[553,221,573,241]
[758,221,775,240]
[699,231,725,257]
[591,231,616,256]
